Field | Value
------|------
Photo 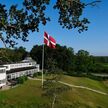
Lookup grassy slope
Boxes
[61,75,108,93]
[0,80,48,108]
[0,76,108,108]
[104,80,108,87]
[38,74,108,93]
[102,63,108,67]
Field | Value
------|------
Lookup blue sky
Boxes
[0,0,108,56]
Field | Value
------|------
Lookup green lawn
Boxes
[0,76,108,108]
[37,74,108,93]
[0,80,49,108]
[61,75,108,93]
[102,63,108,67]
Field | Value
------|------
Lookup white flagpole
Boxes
[42,42,44,88]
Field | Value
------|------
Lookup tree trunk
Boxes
[51,94,56,108]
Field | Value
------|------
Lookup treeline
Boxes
[0,46,28,64]
[94,56,108,63]
[30,44,108,76]
[1,45,108,76]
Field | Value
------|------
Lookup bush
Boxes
[33,73,38,77]
[37,72,42,76]
[17,76,28,84]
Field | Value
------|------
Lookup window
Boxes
[7,75,11,79]
[0,69,5,73]
[6,66,8,69]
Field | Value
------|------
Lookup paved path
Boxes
[29,77,108,96]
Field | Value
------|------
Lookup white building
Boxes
[0,57,40,87]
[0,66,6,87]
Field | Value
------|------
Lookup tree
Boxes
[0,48,12,63]
[0,0,101,47]
[0,46,27,63]
[30,44,75,73]
[75,50,94,74]
[42,73,71,108]
[14,46,28,60]
[30,45,43,68]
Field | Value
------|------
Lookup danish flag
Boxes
[44,32,56,49]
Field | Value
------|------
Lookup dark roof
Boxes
[6,66,36,74]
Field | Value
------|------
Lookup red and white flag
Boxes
[44,32,56,49]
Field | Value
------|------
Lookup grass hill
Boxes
[0,75,108,108]
[61,75,108,93]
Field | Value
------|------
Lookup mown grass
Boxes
[102,63,108,67]
[0,76,108,108]
[61,87,108,108]
[37,74,108,93]
[61,75,108,93]
[0,80,49,108]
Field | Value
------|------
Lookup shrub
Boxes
[33,73,38,77]
[17,76,28,84]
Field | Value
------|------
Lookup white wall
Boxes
[3,65,10,71]
[0,67,6,87]
[0,73,6,80]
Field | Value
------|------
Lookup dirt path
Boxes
[58,81,108,95]
[29,77,108,96]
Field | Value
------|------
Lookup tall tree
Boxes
[75,50,94,74]
[14,46,28,60]
[30,44,75,73]
[0,0,101,47]
[0,46,27,63]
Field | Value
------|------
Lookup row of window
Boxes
[10,62,35,69]
[3,62,37,71]
[0,69,5,73]
[7,69,37,79]
[10,63,29,68]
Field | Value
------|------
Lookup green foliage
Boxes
[30,44,75,73]
[46,57,58,73]
[30,44,108,79]
[94,56,108,63]
[53,0,90,32]
[75,50,94,74]
[0,0,101,47]
[14,46,28,60]
[0,46,27,63]
[17,76,28,84]
[33,72,42,77]
[30,45,42,68]
[33,73,38,77]
[42,74,71,108]
[30,45,97,76]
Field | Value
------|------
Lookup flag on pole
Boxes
[44,32,56,49]
[41,31,56,87]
